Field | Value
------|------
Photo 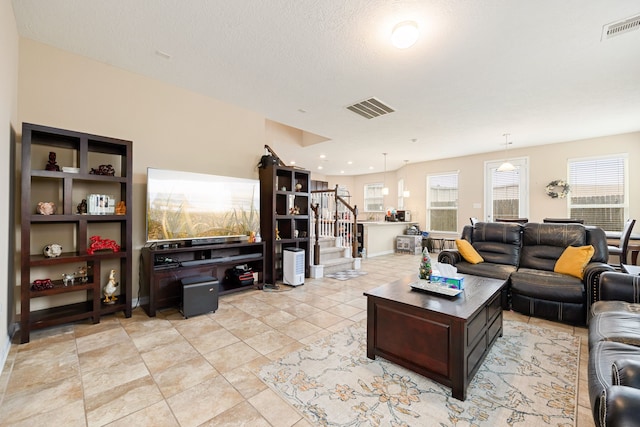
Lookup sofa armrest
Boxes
[612,359,640,389]
[437,250,462,265]
[586,263,617,305]
[600,385,640,427]
[597,271,640,303]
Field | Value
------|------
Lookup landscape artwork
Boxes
[146,168,260,243]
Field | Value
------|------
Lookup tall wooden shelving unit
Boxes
[19,123,132,343]
[259,163,311,284]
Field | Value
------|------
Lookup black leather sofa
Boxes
[438,222,613,324]
[588,271,640,427]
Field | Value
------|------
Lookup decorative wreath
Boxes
[545,180,571,199]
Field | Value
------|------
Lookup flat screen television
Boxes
[146,168,260,244]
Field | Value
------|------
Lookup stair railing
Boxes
[310,185,359,261]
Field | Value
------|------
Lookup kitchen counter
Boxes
[361,221,419,257]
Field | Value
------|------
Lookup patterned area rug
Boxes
[259,319,579,426]
[324,270,368,281]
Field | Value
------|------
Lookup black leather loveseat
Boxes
[588,271,640,427]
[438,222,613,324]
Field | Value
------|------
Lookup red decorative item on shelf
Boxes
[87,235,121,255]
[31,278,54,291]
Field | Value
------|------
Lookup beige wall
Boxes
[16,39,268,314]
[329,132,640,237]
[1,1,19,361]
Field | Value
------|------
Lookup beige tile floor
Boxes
[0,253,595,426]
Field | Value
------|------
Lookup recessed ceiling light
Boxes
[290,160,296,165]
[317,166,323,170]
[369,166,374,170]
[347,161,353,165]
[391,21,419,49]
[340,170,345,174]
[319,154,326,159]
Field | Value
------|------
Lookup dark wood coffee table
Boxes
[364,274,506,401]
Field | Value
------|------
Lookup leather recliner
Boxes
[588,271,640,427]
[438,222,613,324]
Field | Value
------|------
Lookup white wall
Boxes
[1,0,19,369]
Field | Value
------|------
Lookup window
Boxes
[568,155,628,231]
[364,183,384,212]
[397,179,405,209]
[427,173,458,232]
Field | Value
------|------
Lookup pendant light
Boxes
[382,153,389,195]
[497,133,516,172]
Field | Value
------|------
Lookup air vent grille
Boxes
[602,14,640,40]
[346,98,395,119]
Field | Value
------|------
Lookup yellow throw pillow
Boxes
[554,245,595,279]
[456,239,484,264]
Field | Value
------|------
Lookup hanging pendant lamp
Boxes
[497,133,516,172]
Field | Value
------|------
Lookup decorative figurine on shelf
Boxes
[115,201,126,215]
[77,199,87,214]
[76,266,89,283]
[419,247,432,280]
[87,235,121,255]
[62,272,75,286]
[275,228,281,240]
[36,201,57,215]
[89,164,115,176]
[43,243,63,258]
[103,269,119,304]
[289,206,300,215]
[45,151,61,171]
[295,183,303,191]
[248,231,256,243]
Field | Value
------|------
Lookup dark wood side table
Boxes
[364,274,506,401]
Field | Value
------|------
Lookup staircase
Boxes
[310,237,361,278]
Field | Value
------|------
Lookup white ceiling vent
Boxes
[602,14,640,40]
[347,98,395,119]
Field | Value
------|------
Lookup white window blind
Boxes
[492,168,521,219]
[427,173,458,232]
[364,183,384,212]
[568,156,627,231]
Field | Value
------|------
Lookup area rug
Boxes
[259,319,579,427]
[324,270,368,281]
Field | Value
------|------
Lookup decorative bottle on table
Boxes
[419,248,432,280]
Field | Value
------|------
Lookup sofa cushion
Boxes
[470,222,522,266]
[510,268,585,303]
[554,245,595,279]
[456,239,483,264]
[591,300,640,317]
[589,311,640,349]
[520,223,587,271]
[454,261,516,280]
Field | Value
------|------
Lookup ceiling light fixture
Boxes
[382,153,389,196]
[391,21,419,49]
[497,133,516,172]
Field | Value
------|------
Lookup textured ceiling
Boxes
[11,0,640,175]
